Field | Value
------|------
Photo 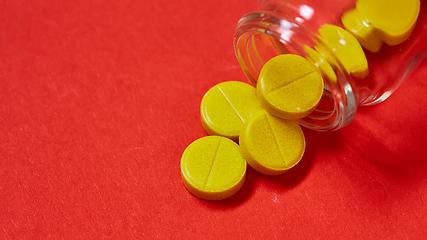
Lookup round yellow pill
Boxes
[201,81,262,142]
[181,136,247,201]
[257,54,324,120]
[239,110,305,175]
[356,0,420,46]
[317,24,369,78]
[341,8,383,53]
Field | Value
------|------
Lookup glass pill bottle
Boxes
[234,0,427,131]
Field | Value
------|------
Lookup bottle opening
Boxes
[234,11,357,131]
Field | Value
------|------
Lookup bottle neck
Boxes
[234,11,358,131]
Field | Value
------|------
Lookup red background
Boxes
[1,0,427,239]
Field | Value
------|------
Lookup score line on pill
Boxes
[257,54,324,120]
[239,110,305,175]
[201,81,262,142]
[181,136,247,201]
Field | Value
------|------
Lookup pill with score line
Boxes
[180,136,247,201]
[200,81,262,142]
[256,54,324,120]
[239,110,306,175]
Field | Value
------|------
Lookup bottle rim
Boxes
[233,10,358,131]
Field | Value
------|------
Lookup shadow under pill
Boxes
[202,167,261,209]
[261,128,343,190]
[199,129,344,207]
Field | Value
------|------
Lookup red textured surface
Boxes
[1,0,427,239]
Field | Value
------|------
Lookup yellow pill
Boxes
[181,136,247,201]
[341,8,383,53]
[317,24,369,78]
[239,110,305,175]
[356,0,420,46]
[257,54,324,120]
[201,81,262,142]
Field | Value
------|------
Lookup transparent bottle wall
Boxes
[235,0,427,131]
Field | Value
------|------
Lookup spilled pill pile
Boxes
[181,54,323,200]
[181,0,421,201]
